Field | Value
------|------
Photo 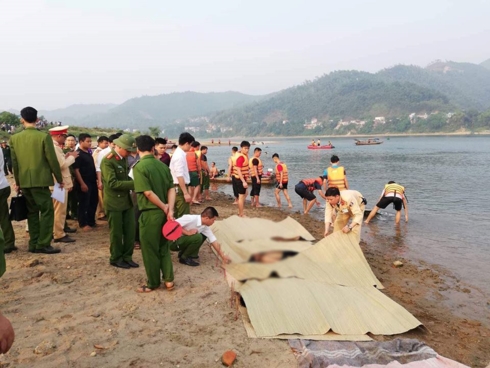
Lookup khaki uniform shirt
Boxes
[325,190,365,225]
[53,140,75,189]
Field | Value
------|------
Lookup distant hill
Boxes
[378,61,490,110]
[209,70,452,136]
[40,104,117,124]
[481,58,490,70]
[76,91,266,129]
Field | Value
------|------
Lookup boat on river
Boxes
[307,144,335,150]
[355,138,383,146]
[210,174,277,186]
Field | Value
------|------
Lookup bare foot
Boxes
[255,204,262,208]
[81,225,92,232]
[288,204,293,208]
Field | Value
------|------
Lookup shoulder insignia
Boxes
[106,153,114,160]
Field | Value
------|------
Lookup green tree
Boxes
[148,126,161,137]
[0,111,20,126]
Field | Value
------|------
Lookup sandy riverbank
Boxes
[1,190,489,367]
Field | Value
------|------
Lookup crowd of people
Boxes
[0,106,410,353]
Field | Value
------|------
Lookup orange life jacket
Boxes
[186,149,198,172]
[275,162,289,183]
[233,153,250,179]
[327,166,346,190]
[249,157,263,177]
[302,177,323,192]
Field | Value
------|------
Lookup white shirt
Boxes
[95,146,112,172]
[169,146,190,185]
[0,149,8,190]
[175,214,217,243]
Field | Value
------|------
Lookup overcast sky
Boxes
[1,0,489,110]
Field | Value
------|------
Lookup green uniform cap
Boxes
[113,134,137,152]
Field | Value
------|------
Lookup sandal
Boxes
[136,285,155,293]
[164,282,175,291]
[134,242,141,250]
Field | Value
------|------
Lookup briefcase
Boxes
[9,194,28,221]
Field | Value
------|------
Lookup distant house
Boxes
[334,119,365,130]
[374,117,386,125]
[304,118,322,130]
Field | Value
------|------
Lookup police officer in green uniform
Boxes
[101,134,139,269]
[10,107,63,254]
[132,135,176,293]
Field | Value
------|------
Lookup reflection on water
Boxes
[208,136,490,296]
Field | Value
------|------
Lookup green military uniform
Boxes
[101,149,135,264]
[174,187,190,218]
[1,143,12,175]
[0,186,15,252]
[133,155,174,289]
[0,228,6,277]
[10,127,62,251]
[170,234,207,259]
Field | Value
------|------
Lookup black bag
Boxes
[9,194,28,221]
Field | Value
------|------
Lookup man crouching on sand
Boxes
[132,135,176,293]
[171,206,230,266]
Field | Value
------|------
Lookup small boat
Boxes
[355,138,383,146]
[210,174,277,186]
[307,144,335,150]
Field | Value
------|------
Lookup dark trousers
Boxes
[3,159,12,175]
[0,228,5,277]
[0,186,15,250]
[67,185,79,219]
[231,176,239,199]
[77,181,98,227]
[23,187,54,250]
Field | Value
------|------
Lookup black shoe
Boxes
[4,246,18,254]
[125,260,139,268]
[110,260,130,269]
[179,257,200,267]
[189,255,199,259]
[177,250,183,258]
[54,235,76,243]
[64,227,77,234]
[35,246,61,254]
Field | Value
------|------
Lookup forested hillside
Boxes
[76,91,265,128]
[378,61,490,110]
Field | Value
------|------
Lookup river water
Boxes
[206,135,490,297]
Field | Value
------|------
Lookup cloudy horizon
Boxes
[1,0,489,111]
